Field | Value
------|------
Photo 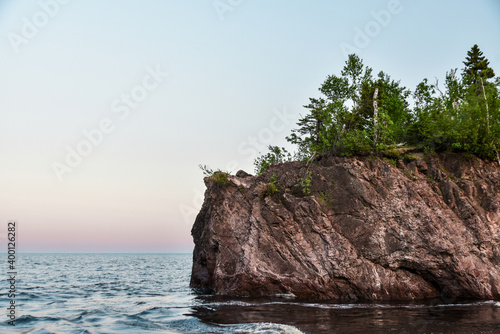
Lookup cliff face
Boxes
[190,153,500,300]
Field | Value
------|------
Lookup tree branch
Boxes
[435,77,445,101]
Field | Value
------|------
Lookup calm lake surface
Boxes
[1,253,499,333]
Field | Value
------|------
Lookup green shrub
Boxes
[383,157,397,167]
[259,182,279,198]
[199,165,229,187]
[254,146,293,175]
[318,191,334,209]
[210,171,229,186]
[259,173,280,198]
[300,171,312,195]
[401,153,417,161]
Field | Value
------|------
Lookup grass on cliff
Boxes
[199,165,229,187]
[259,173,281,198]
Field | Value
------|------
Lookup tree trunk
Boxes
[480,77,490,132]
[435,77,445,102]
[373,88,379,147]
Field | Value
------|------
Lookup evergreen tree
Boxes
[286,97,332,158]
[463,44,495,86]
[459,45,499,159]
[407,44,500,160]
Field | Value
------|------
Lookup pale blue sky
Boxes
[0,0,499,252]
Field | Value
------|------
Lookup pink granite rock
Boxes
[191,153,500,300]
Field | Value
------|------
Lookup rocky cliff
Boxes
[190,153,500,300]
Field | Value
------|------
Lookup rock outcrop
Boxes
[190,153,500,300]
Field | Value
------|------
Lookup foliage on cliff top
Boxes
[255,45,500,175]
[199,165,229,186]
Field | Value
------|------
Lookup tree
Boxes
[286,97,332,158]
[265,46,500,164]
[340,54,366,109]
[288,54,413,157]
[408,77,459,151]
[463,44,495,86]
[459,45,500,160]
[406,45,499,161]
[358,71,410,149]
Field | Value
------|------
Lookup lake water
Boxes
[1,253,499,333]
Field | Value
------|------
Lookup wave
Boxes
[218,299,499,310]
[232,322,305,334]
[15,314,60,324]
[12,254,497,334]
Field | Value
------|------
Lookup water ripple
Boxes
[2,253,497,334]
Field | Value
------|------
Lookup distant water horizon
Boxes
[1,253,499,333]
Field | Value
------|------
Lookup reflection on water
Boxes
[190,295,500,333]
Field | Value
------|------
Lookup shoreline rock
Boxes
[190,153,500,300]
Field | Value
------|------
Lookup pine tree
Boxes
[459,45,499,160]
[286,97,332,157]
[463,44,495,86]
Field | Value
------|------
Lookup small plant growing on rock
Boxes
[199,164,229,187]
[401,153,417,161]
[270,172,278,183]
[254,146,293,175]
[259,182,279,198]
[318,191,334,209]
[259,173,280,198]
[199,164,215,176]
[384,158,397,167]
[404,170,418,181]
[210,171,229,186]
[300,171,312,195]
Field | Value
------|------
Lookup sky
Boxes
[0,0,499,253]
